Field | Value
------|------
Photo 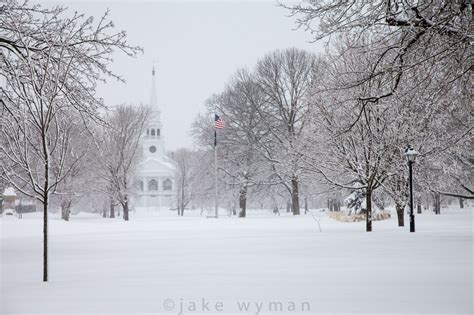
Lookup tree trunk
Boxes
[433,193,441,215]
[180,183,185,216]
[286,201,291,212]
[42,131,50,282]
[61,202,66,220]
[123,198,129,221]
[177,203,182,216]
[291,177,300,215]
[109,199,115,218]
[304,197,308,214]
[61,200,71,221]
[395,202,404,227]
[459,197,464,209]
[238,186,247,218]
[366,188,372,232]
[417,202,422,214]
[43,194,48,282]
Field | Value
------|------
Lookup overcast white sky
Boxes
[44,0,323,150]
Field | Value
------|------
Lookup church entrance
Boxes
[145,194,161,211]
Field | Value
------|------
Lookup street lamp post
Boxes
[404,145,418,233]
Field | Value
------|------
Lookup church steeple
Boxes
[150,64,159,111]
[135,65,176,212]
[144,64,164,158]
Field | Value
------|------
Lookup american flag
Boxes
[214,114,224,129]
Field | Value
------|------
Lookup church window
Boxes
[149,145,157,153]
[163,178,172,191]
[157,129,160,136]
[151,129,155,136]
[148,179,158,191]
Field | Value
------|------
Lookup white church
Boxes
[133,66,176,211]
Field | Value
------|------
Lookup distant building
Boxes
[2,187,17,213]
[133,66,176,210]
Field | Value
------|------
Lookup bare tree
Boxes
[282,0,472,105]
[172,148,202,216]
[0,105,90,277]
[0,1,141,282]
[302,37,411,231]
[212,70,270,217]
[253,48,317,215]
[51,125,95,221]
[94,104,150,221]
[305,102,393,231]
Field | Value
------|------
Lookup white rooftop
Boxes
[3,187,17,197]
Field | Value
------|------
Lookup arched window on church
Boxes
[148,179,158,191]
[151,129,155,136]
[157,129,160,137]
[163,178,172,191]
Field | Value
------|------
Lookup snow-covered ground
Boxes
[1,207,472,314]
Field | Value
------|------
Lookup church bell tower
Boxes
[134,64,176,211]
[143,65,164,157]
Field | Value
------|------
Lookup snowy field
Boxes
[1,208,472,314]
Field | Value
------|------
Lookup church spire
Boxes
[150,64,158,110]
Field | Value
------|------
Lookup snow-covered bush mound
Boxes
[328,210,391,222]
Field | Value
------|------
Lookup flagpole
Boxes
[214,129,218,218]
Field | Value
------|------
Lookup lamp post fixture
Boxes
[404,145,418,233]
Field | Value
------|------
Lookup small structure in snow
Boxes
[2,187,17,214]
